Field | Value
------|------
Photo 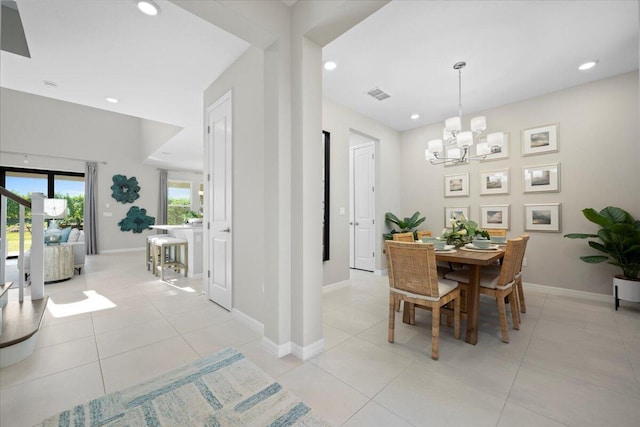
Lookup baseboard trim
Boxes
[523,281,610,303]
[100,247,145,254]
[322,280,350,293]
[291,338,325,360]
[262,337,292,358]
[231,308,264,335]
[374,268,388,276]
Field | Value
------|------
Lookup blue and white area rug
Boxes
[41,347,329,426]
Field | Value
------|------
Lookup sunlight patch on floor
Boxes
[47,290,117,318]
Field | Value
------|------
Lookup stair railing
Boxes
[0,188,45,302]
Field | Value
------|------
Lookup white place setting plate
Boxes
[435,245,455,251]
[465,243,500,250]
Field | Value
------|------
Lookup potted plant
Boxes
[441,215,490,247]
[383,211,426,240]
[564,206,640,309]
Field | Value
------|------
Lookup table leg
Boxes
[466,264,481,345]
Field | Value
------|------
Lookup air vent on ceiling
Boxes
[366,87,391,101]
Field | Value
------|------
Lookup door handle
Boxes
[220,228,230,233]
[355,222,359,226]
[349,222,353,226]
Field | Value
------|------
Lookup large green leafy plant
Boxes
[383,211,426,240]
[564,206,640,280]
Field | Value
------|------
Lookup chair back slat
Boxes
[516,234,530,272]
[416,230,433,239]
[385,241,440,298]
[485,228,507,237]
[498,238,524,287]
[392,232,414,242]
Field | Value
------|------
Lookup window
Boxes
[1,167,84,256]
[167,180,191,225]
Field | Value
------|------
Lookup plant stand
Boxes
[613,277,640,310]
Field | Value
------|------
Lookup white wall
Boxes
[0,88,165,252]
[322,97,402,284]
[400,71,639,294]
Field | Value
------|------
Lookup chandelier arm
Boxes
[458,66,463,118]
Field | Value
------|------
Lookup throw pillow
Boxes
[60,227,73,243]
[67,228,81,243]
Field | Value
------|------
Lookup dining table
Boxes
[434,247,505,345]
[388,240,506,345]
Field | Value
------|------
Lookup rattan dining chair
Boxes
[444,238,524,343]
[484,228,507,238]
[416,230,433,240]
[514,234,530,313]
[385,241,461,360]
[392,232,415,242]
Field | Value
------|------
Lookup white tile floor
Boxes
[1,252,640,426]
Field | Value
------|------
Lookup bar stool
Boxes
[146,234,166,272]
[153,237,188,281]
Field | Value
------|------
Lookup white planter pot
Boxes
[613,276,640,310]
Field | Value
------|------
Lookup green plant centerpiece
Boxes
[441,215,490,248]
[564,207,640,280]
[383,211,426,240]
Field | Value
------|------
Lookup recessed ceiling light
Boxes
[410,113,420,120]
[578,60,599,71]
[105,97,119,104]
[323,60,337,71]
[136,0,160,16]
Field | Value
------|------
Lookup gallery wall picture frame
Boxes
[444,206,470,228]
[522,123,558,156]
[480,204,510,230]
[479,132,510,161]
[524,203,562,232]
[479,168,510,195]
[444,173,469,197]
[523,163,560,193]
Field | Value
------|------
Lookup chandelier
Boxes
[425,61,503,165]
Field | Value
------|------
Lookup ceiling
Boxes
[323,0,639,131]
[0,0,250,171]
[1,1,638,172]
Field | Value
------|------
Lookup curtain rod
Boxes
[0,150,107,165]
[158,168,203,175]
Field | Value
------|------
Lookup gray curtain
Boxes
[158,169,168,229]
[84,162,99,254]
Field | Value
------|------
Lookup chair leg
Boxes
[517,278,526,313]
[388,294,396,343]
[508,292,520,330]
[431,305,440,360]
[496,294,510,343]
[453,295,461,340]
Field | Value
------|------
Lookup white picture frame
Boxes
[479,132,510,161]
[444,206,470,228]
[523,163,560,193]
[480,204,510,230]
[524,203,562,232]
[522,123,559,156]
[479,168,510,195]
[444,173,469,197]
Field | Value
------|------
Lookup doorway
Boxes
[349,133,376,272]
[206,91,233,310]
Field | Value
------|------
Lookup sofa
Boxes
[20,228,86,278]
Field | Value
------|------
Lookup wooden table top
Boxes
[435,248,504,265]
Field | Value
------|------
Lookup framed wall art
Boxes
[444,206,470,227]
[479,132,510,161]
[523,163,560,193]
[480,205,510,230]
[479,169,510,195]
[524,203,562,232]
[444,173,469,197]
[522,123,558,156]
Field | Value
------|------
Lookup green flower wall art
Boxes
[111,174,140,204]
[118,206,155,233]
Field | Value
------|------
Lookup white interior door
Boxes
[350,143,375,271]
[207,92,232,310]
